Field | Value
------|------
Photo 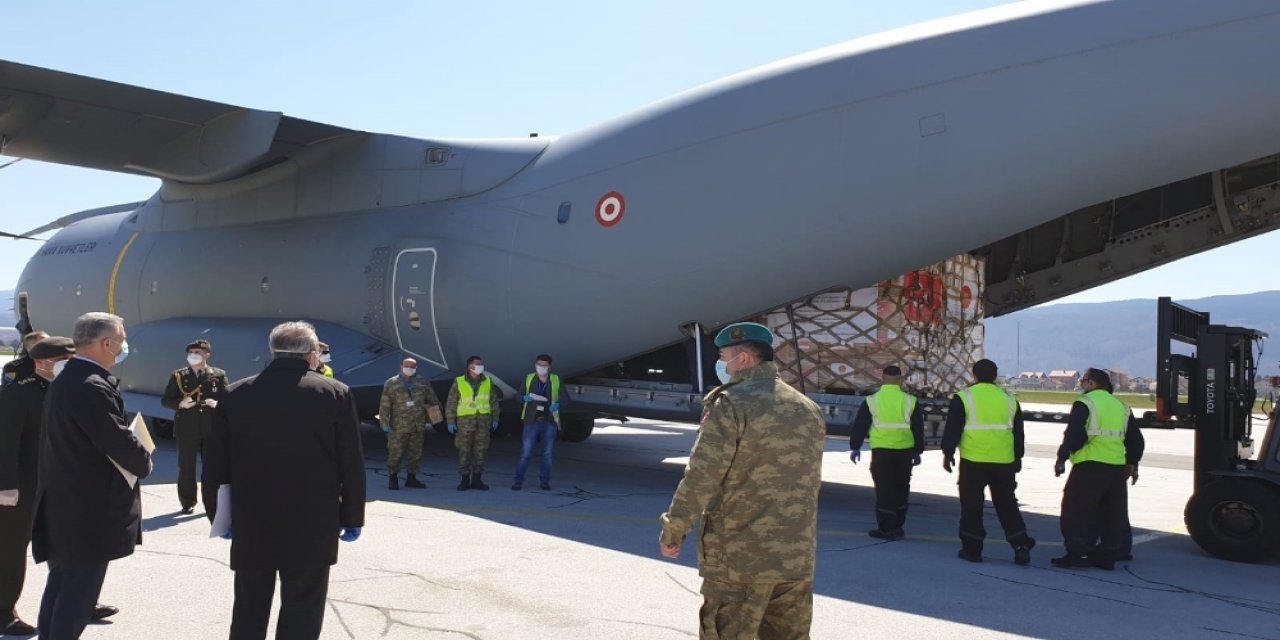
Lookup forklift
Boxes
[1142,297,1280,562]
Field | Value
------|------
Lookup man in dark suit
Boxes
[206,321,366,639]
[32,313,152,639]
[161,339,229,517]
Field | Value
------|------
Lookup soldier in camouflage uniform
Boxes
[378,357,440,490]
[660,322,827,640]
[445,356,502,491]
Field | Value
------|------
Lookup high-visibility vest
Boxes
[867,385,917,450]
[957,383,1016,463]
[1070,389,1129,465]
[455,376,493,416]
[521,373,561,424]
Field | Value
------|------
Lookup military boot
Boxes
[471,471,490,491]
[405,473,426,489]
[388,474,400,490]
[456,473,472,491]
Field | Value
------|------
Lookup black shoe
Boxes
[540,482,552,491]
[404,474,425,489]
[1050,553,1091,569]
[1090,555,1116,571]
[512,482,523,491]
[2,618,36,635]
[1013,538,1036,566]
[179,506,194,515]
[471,472,490,491]
[457,474,472,491]
[868,529,905,541]
[1117,553,1134,562]
[388,475,400,490]
[957,549,983,563]
[91,603,119,620]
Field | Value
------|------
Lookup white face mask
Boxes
[113,339,130,365]
[319,353,332,364]
[471,364,484,375]
[402,367,417,377]
[52,360,68,378]
[187,353,204,366]
[535,365,550,376]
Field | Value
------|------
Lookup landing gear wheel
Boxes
[560,418,595,443]
[151,417,174,440]
[1185,479,1280,562]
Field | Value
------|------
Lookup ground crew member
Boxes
[941,358,1036,565]
[659,322,826,640]
[1,331,48,387]
[378,357,440,490]
[315,342,335,377]
[849,364,925,540]
[0,336,74,636]
[445,356,501,491]
[161,339,229,516]
[1052,368,1145,570]
[513,354,565,491]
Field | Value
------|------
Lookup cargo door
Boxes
[391,247,446,368]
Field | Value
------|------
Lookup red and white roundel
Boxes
[595,191,626,227]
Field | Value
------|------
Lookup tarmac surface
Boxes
[8,408,1280,639]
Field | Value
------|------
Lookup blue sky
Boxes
[1,1,1275,307]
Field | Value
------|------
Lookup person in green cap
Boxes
[658,321,826,639]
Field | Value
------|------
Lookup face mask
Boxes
[114,339,130,365]
[402,367,417,377]
[715,359,731,384]
[52,360,68,378]
[320,353,332,364]
[471,365,484,375]
[187,354,204,366]
[535,366,549,376]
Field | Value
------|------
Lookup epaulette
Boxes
[15,377,37,385]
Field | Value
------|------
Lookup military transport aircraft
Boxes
[4,0,1280,441]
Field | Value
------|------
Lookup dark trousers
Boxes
[958,460,1031,553]
[231,565,330,640]
[869,449,914,533]
[1062,462,1128,559]
[0,504,36,622]
[37,561,108,640]
[176,414,217,512]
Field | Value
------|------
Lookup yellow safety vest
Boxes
[867,385,917,450]
[1070,389,1129,465]
[957,383,1016,464]
[521,373,561,424]
[455,376,493,416]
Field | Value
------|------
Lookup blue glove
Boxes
[522,393,534,402]
[221,527,233,540]
[850,449,861,464]
[380,423,390,434]
[490,420,500,432]
[339,527,361,542]
[448,423,457,434]
[550,403,560,413]
[912,454,922,466]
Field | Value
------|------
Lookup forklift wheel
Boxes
[1185,479,1280,562]
[560,418,595,443]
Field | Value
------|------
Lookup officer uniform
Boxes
[941,363,1035,563]
[1055,385,1145,568]
[445,373,502,490]
[0,337,74,634]
[160,340,229,515]
[660,323,826,640]
[0,356,33,387]
[849,369,925,539]
[378,373,440,489]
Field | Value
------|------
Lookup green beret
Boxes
[714,322,774,348]
[30,336,75,359]
[186,339,212,352]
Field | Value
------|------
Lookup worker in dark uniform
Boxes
[1,331,48,387]
[315,342,335,377]
[161,339,229,516]
[849,365,925,540]
[0,336,74,636]
[1052,368,1145,570]
[941,358,1036,565]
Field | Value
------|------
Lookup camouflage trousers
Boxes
[386,425,425,475]
[698,579,813,640]
[455,415,492,474]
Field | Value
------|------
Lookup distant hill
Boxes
[985,291,1280,378]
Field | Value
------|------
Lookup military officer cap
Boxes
[714,322,774,349]
[29,336,75,359]
[186,339,212,352]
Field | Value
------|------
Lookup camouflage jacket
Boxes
[660,361,826,583]
[378,375,440,430]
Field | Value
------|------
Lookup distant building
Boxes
[1129,376,1156,393]
[1047,370,1079,390]
[1105,369,1132,391]
[1016,371,1047,389]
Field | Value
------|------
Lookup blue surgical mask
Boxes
[114,340,130,365]
[715,359,731,384]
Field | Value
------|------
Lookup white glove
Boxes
[179,397,197,410]
[0,489,18,507]
[203,398,218,408]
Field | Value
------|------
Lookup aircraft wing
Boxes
[0,59,356,184]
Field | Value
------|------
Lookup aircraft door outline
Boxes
[390,248,447,369]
